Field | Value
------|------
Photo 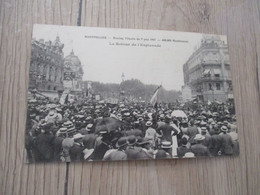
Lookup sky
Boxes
[32,24,222,91]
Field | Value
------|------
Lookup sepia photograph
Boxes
[25,24,239,163]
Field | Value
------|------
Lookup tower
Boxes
[121,73,125,82]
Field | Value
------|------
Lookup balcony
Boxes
[189,76,231,85]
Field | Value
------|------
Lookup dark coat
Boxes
[209,134,222,156]
[92,138,111,160]
[201,134,212,147]
[53,136,64,161]
[191,143,211,157]
[125,146,151,160]
[220,133,234,155]
[187,126,199,144]
[177,145,191,158]
[104,150,127,161]
[35,133,55,161]
[82,133,98,149]
[70,142,84,161]
[157,124,178,143]
[125,129,144,137]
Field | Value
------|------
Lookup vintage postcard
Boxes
[25,24,239,163]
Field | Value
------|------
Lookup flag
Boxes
[150,85,161,107]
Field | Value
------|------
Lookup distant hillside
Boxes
[83,79,181,103]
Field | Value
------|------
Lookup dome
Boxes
[64,50,81,66]
[64,50,84,75]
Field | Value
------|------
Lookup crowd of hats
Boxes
[25,96,237,162]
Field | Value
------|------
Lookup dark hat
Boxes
[127,135,137,146]
[138,137,152,145]
[181,135,189,145]
[155,150,167,159]
[116,137,128,148]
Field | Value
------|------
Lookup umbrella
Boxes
[95,117,122,133]
[171,110,187,118]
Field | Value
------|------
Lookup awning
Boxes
[202,69,211,75]
[213,69,221,75]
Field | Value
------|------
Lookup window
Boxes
[48,86,51,90]
[228,83,233,91]
[216,83,221,90]
[209,83,212,90]
[214,69,221,78]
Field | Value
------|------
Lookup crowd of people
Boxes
[25,95,239,163]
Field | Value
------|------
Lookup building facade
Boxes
[29,36,64,96]
[183,35,233,102]
[63,50,84,95]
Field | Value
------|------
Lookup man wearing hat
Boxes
[69,133,85,161]
[53,127,67,161]
[187,119,199,145]
[208,126,222,156]
[177,135,191,158]
[82,124,98,151]
[201,126,212,147]
[45,107,62,124]
[92,129,112,160]
[103,137,128,161]
[154,141,172,159]
[79,123,93,135]
[62,121,77,137]
[190,134,211,157]
[138,137,154,159]
[34,123,55,162]
[219,126,234,155]
[125,135,151,160]
[145,121,157,143]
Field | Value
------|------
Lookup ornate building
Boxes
[63,50,84,94]
[182,35,233,102]
[29,36,64,96]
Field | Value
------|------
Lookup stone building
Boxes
[29,36,64,97]
[63,50,84,95]
[182,35,233,102]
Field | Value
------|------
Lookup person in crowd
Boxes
[187,119,199,145]
[34,123,55,162]
[191,134,211,157]
[201,127,212,147]
[125,135,151,160]
[157,116,178,144]
[92,130,112,160]
[103,137,128,161]
[70,133,85,161]
[144,121,157,143]
[177,135,191,158]
[219,126,234,156]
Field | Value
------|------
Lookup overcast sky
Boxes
[32,24,225,91]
